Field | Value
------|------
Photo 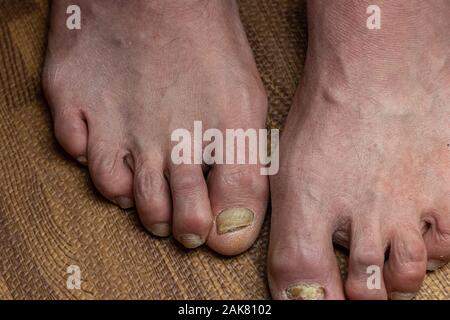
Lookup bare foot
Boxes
[269,0,450,299]
[43,0,269,255]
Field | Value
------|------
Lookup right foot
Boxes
[268,0,450,300]
[43,0,269,255]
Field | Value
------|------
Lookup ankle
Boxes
[305,0,449,92]
[306,1,449,62]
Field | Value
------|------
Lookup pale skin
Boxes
[43,0,450,299]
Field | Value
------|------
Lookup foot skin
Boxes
[269,0,450,299]
[43,0,269,255]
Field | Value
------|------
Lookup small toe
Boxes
[169,164,213,249]
[422,212,450,271]
[384,226,427,300]
[345,218,387,300]
[133,155,172,237]
[88,135,134,208]
[53,109,88,164]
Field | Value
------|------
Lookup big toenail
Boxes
[286,283,325,300]
[115,197,134,209]
[77,155,87,165]
[389,292,416,300]
[179,234,203,249]
[149,223,171,237]
[216,208,254,235]
[427,259,445,271]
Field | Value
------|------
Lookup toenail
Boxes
[426,259,445,271]
[179,234,203,249]
[77,155,87,165]
[216,208,254,235]
[389,292,416,300]
[148,223,171,237]
[286,283,325,300]
[114,197,134,209]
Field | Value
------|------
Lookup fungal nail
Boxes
[149,223,171,237]
[286,283,325,300]
[77,155,87,165]
[179,234,203,249]
[216,208,254,235]
[427,259,445,271]
[389,292,416,300]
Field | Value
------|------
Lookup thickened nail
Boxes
[389,292,416,300]
[427,259,445,271]
[149,223,171,237]
[77,155,87,165]
[179,234,203,249]
[216,208,254,235]
[286,283,325,300]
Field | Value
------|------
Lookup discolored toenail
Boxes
[286,283,325,300]
[179,234,203,249]
[216,208,254,235]
[77,155,87,165]
[426,259,445,271]
[114,197,134,209]
[148,223,171,237]
[389,292,416,300]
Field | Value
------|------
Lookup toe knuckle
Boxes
[91,159,122,195]
[186,213,211,229]
[222,166,267,197]
[138,197,168,220]
[268,252,297,279]
[222,166,252,186]
[135,167,165,199]
[353,250,384,268]
[268,242,319,278]
[171,170,204,195]
[437,226,450,242]
[397,264,425,283]
[405,243,427,264]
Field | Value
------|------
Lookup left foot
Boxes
[43,0,269,255]
[268,0,450,300]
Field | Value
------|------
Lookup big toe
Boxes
[206,164,269,256]
[268,191,345,300]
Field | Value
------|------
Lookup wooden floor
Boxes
[0,0,448,299]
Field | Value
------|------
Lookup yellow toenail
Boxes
[286,283,325,300]
[179,234,203,249]
[426,259,445,271]
[148,223,171,237]
[389,292,416,300]
[77,155,87,165]
[216,208,254,235]
[115,197,134,209]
